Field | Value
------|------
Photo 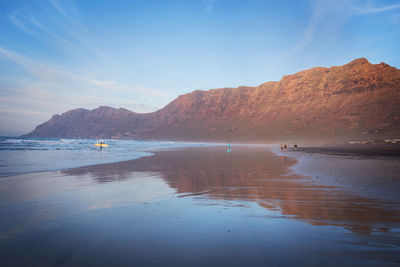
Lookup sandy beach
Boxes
[283,145,400,203]
[0,145,399,266]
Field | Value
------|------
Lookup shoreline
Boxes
[0,140,224,178]
[3,143,400,217]
[56,144,400,206]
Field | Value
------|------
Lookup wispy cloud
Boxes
[48,0,113,65]
[283,3,323,57]
[86,79,117,87]
[352,2,400,15]
[7,0,113,66]
[0,107,50,117]
[48,0,69,19]
[0,46,63,80]
[27,14,75,47]
[0,44,170,99]
[283,0,400,58]
[8,11,36,36]
[283,0,347,58]
[0,45,99,87]
[202,0,217,13]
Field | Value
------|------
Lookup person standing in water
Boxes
[294,144,298,151]
[280,144,284,151]
[284,144,287,152]
[227,143,232,153]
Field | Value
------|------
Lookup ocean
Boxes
[0,137,211,177]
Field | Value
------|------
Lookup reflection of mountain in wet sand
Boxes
[63,146,400,234]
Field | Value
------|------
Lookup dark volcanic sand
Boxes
[0,146,399,266]
[283,145,400,203]
[296,144,400,158]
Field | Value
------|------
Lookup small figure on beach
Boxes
[227,144,232,153]
[294,144,298,151]
[280,144,284,151]
[284,144,287,152]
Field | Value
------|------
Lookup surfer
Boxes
[99,140,105,150]
[94,141,107,149]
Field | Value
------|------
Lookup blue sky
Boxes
[0,0,400,136]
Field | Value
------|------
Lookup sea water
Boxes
[0,137,210,177]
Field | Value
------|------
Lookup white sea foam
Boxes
[0,137,214,177]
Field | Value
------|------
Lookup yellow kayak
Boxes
[94,143,109,147]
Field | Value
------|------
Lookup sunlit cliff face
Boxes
[26,58,400,142]
[63,146,400,234]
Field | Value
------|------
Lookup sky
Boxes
[0,0,400,136]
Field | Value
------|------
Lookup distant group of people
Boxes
[281,144,298,152]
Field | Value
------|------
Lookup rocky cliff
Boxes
[23,58,400,143]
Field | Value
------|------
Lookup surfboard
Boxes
[94,144,109,147]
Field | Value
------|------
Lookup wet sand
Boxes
[296,144,400,158]
[0,145,399,266]
[283,145,400,202]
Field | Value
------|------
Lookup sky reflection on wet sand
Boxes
[0,146,399,266]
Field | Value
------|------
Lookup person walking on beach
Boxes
[284,144,287,152]
[280,144,284,151]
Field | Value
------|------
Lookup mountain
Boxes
[23,58,400,143]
